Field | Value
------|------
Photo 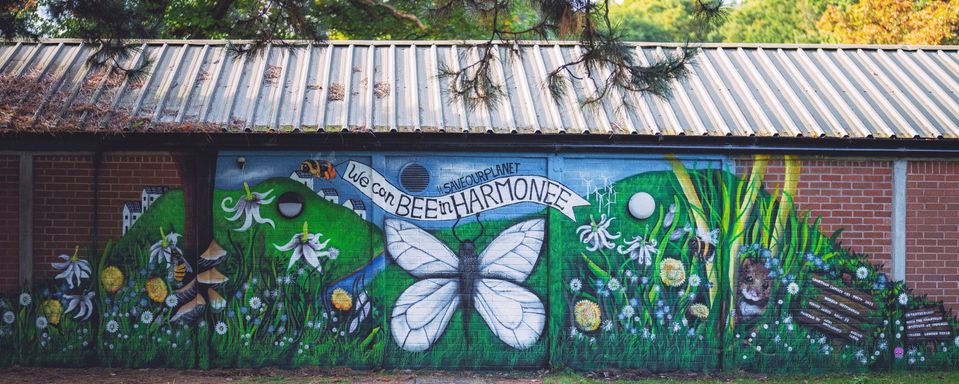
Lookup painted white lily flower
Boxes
[221,182,275,232]
[63,291,96,321]
[149,227,182,266]
[275,222,332,272]
[51,246,92,289]
[576,214,621,252]
[618,235,658,266]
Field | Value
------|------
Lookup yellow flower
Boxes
[689,303,710,319]
[331,288,352,311]
[101,266,124,294]
[145,277,168,303]
[43,300,63,326]
[574,300,602,332]
[659,258,686,287]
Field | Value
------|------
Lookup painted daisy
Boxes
[106,320,119,333]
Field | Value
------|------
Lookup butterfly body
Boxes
[385,218,546,352]
[455,241,479,344]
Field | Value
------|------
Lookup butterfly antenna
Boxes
[452,216,464,243]
[473,213,485,242]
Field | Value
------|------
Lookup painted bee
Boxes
[300,159,337,179]
[172,254,193,284]
[689,228,718,263]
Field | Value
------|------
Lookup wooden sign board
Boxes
[791,274,881,344]
[904,307,953,343]
[810,275,877,310]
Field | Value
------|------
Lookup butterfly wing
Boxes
[473,278,545,350]
[385,219,459,277]
[477,218,545,282]
[390,278,461,352]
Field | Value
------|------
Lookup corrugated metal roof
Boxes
[3,39,959,139]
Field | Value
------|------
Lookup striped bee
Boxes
[172,254,193,284]
[689,228,719,263]
[300,160,337,179]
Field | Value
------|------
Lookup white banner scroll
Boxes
[342,160,590,221]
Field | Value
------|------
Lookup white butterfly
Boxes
[385,218,546,352]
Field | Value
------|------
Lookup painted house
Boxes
[5,40,959,373]
[121,201,142,235]
[318,188,339,204]
[342,198,366,220]
[289,170,317,191]
[141,186,169,211]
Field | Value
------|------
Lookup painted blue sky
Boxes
[215,152,722,229]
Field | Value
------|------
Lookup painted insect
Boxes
[385,218,546,352]
[689,227,719,263]
[172,255,192,283]
[300,159,337,179]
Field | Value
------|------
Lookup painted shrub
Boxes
[0,152,957,373]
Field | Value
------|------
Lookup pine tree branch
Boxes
[348,0,427,30]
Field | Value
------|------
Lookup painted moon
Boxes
[628,192,656,220]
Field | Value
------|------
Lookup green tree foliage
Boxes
[609,0,721,42]
[718,0,827,43]
[0,0,726,110]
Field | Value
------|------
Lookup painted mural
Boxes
[1,152,958,373]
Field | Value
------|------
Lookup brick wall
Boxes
[737,157,894,272]
[906,161,959,315]
[32,153,181,280]
[33,154,96,278]
[0,156,18,292]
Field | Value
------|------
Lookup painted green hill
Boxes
[212,177,383,279]
[114,189,185,257]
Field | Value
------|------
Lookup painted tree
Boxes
[818,0,959,45]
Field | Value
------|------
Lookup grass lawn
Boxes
[4,367,959,384]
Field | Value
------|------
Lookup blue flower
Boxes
[598,288,610,297]
[268,325,275,333]
[655,309,665,319]
[240,307,249,314]
[739,246,749,254]
[752,244,761,250]
[227,310,236,317]
[139,268,147,276]
[139,298,148,307]
[641,277,650,285]
[235,291,243,299]
[280,314,288,322]
[594,279,604,289]
[254,318,262,325]
[761,249,772,259]
[630,298,639,307]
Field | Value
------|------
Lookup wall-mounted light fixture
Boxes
[236,156,246,170]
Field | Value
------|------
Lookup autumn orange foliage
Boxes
[818,0,959,45]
